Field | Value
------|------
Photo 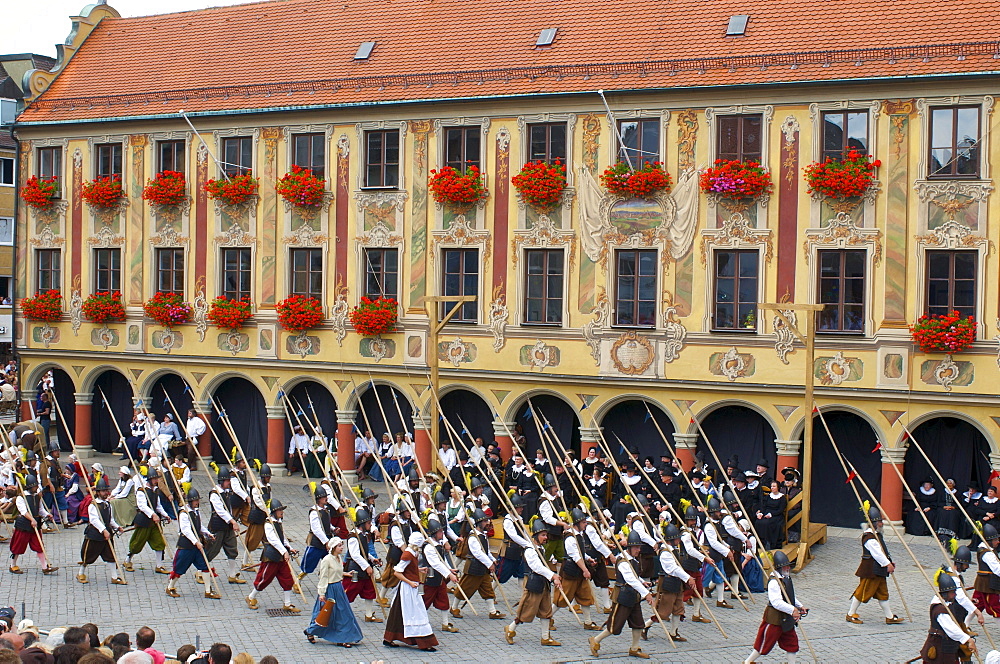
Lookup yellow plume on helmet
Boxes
[580,495,591,511]
[933,567,945,585]
[621,523,631,537]
[680,498,692,512]
[557,510,570,522]
[229,446,238,464]
[464,472,472,491]
[347,506,358,522]
[252,458,262,471]
[947,537,960,556]
[506,487,516,498]
[624,495,633,504]
[861,499,871,515]
[352,486,363,499]
[209,461,220,475]
[527,515,539,528]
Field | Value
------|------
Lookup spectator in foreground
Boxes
[206,644,231,664]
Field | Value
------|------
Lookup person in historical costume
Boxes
[496,495,529,584]
[680,506,713,624]
[246,499,301,612]
[445,486,466,539]
[382,531,439,652]
[165,488,221,599]
[553,508,601,631]
[63,466,83,525]
[936,479,962,542]
[304,426,329,479]
[41,449,71,528]
[377,498,415,606]
[720,492,750,600]
[342,506,383,624]
[739,519,767,594]
[642,524,697,643]
[169,455,192,511]
[538,473,567,560]
[920,571,978,664]
[229,455,252,525]
[9,474,58,575]
[304,536,363,648]
[973,523,1000,619]
[124,468,171,574]
[422,518,460,634]
[183,409,206,470]
[242,464,272,571]
[298,484,334,580]
[504,519,563,647]
[948,545,985,630]
[907,477,941,536]
[847,505,904,624]
[703,497,736,609]
[109,466,137,528]
[205,467,246,585]
[76,476,121,585]
[588,530,655,659]
[429,490,459,553]
[744,550,807,663]
[451,509,505,620]
[755,481,787,550]
[583,504,615,614]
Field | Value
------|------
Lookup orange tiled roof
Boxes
[18,0,1000,123]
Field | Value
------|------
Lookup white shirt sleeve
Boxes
[767,577,799,614]
[469,533,495,567]
[617,558,649,597]
[179,510,200,545]
[565,533,584,563]
[982,548,1000,576]
[504,516,531,549]
[682,531,707,562]
[263,521,288,556]
[88,502,107,533]
[585,524,612,558]
[722,515,749,542]
[251,486,267,511]
[390,524,406,548]
[540,499,558,526]
[309,509,330,545]
[658,548,690,582]
[347,537,371,570]
[186,417,206,438]
[632,520,659,548]
[705,522,731,556]
[936,605,972,644]
[952,573,978,616]
[524,547,556,581]
[864,534,891,567]
[232,478,249,501]
[424,543,452,578]
[135,488,154,518]
[209,492,234,524]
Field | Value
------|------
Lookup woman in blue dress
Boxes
[368,433,395,483]
[304,537,364,648]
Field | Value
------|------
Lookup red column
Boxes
[335,410,357,475]
[414,421,432,474]
[197,424,211,460]
[20,389,36,422]
[880,449,905,522]
[776,440,801,472]
[493,422,513,461]
[74,393,92,454]
[266,406,285,466]
[673,433,698,471]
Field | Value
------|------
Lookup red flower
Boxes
[349,296,398,336]
[207,296,253,331]
[428,165,488,209]
[80,175,124,209]
[699,159,772,199]
[20,176,60,210]
[804,149,879,200]
[275,294,323,333]
[82,292,126,324]
[143,293,192,328]
[276,166,327,208]
[601,161,673,198]
[512,160,567,211]
[911,311,977,354]
[21,290,62,322]
[142,171,187,207]
[204,173,259,206]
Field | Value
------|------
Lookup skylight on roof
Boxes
[726,15,749,36]
[354,42,376,60]
[536,28,558,47]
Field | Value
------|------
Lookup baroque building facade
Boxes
[11,1,1000,525]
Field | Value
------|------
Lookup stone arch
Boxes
[504,387,582,425]
[138,367,197,400]
[900,410,998,455]
[279,379,338,457]
[438,387,494,449]
[352,381,414,443]
[199,371,270,411]
[79,364,132,395]
[690,399,781,439]
[23,361,72,394]
[598,398,675,464]
[788,403,886,445]
[592,393,678,432]
[692,401,778,477]
[25,364,76,452]
[510,392,581,458]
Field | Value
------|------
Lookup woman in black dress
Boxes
[754,480,787,550]
[905,477,939,536]
[935,478,961,540]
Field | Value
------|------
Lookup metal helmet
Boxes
[983,523,1000,542]
[937,570,958,593]
[217,466,231,482]
[531,519,548,537]
[509,494,524,509]
[570,508,588,524]
[186,488,200,502]
[867,505,883,523]
[723,490,737,505]
[627,530,644,547]
[772,550,792,570]
[259,465,272,479]
[426,519,444,536]
[94,476,111,492]
[663,524,681,541]
[269,499,285,514]
[634,494,649,509]
[25,474,38,489]
[684,506,700,521]
[472,508,489,524]
[362,487,377,501]
[354,507,372,525]
[26,451,37,463]
[706,497,722,513]
[408,467,420,483]
[314,485,328,501]
[434,491,447,505]
[146,468,159,480]
[396,497,413,515]
[471,477,485,491]
[954,545,973,565]
[543,473,557,489]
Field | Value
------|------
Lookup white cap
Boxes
[120,467,131,476]
[408,532,426,547]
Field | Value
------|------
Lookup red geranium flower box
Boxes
[204,172,259,207]
[601,161,673,198]
[20,176,60,210]
[349,296,398,336]
[512,159,567,211]
[81,175,124,209]
[207,296,253,331]
[429,165,488,210]
[276,294,323,333]
[699,159,772,200]
[276,165,327,208]
[82,292,126,324]
[21,290,62,322]
[911,311,977,354]
[804,149,881,200]
[143,293,192,328]
[142,171,187,207]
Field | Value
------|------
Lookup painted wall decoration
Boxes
[438,338,476,367]
[709,347,755,381]
[217,331,250,356]
[884,353,904,379]
[259,328,273,352]
[610,331,654,376]
[407,335,423,359]
[520,340,560,370]
[814,352,863,385]
[582,288,610,366]
[286,332,320,358]
[90,325,119,350]
[662,302,687,363]
[920,357,973,391]
[881,99,913,325]
[31,325,59,348]
[777,116,800,299]
[409,120,432,312]
[152,329,182,354]
[488,286,509,353]
[360,336,395,362]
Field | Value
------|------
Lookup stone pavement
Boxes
[4,454,991,663]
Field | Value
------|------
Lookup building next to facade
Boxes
[0,54,48,358]
[10,0,1000,527]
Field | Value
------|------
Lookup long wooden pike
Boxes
[0,418,56,572]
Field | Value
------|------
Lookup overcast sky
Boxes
[3,1,254,58]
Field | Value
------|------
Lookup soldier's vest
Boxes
[542,499,563,538]
[525,553,551,594]
[248,485,271,525]
[208,490,233,532]
[614,557,644,607]
[658,547,685,594]
[705,522,725,563]
[722,518,744,552]
[975,549,1000,593]
[387,521,413,565]
[763,576,797,632]
[921,603,963,659]
[951,572,970,624]
[424,542,453,587]
[306,506,333,548]
[133,487,158,528]
[177,509,204,550]
[84,501,113,541]
[855,531,891,578]
[231,470,248,508]
[561,533,584,579]
[679,533,702,573]
[47,458,61,487]
[467,534,490,576]
[346,531,371,580]
[502,516,525,561]
[261,521,286,562]
[14,494,40,532]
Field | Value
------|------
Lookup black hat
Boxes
[726,455,739,469]
[732,472,747,485]
[756,458,770,469]
[270,499,285,514]
[459,451,469,461]
[259,465,272,479]
[427,519,444,536]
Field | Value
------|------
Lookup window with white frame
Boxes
[0,157,13,186]
[613,249,656,327]
[0,218,11,246]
